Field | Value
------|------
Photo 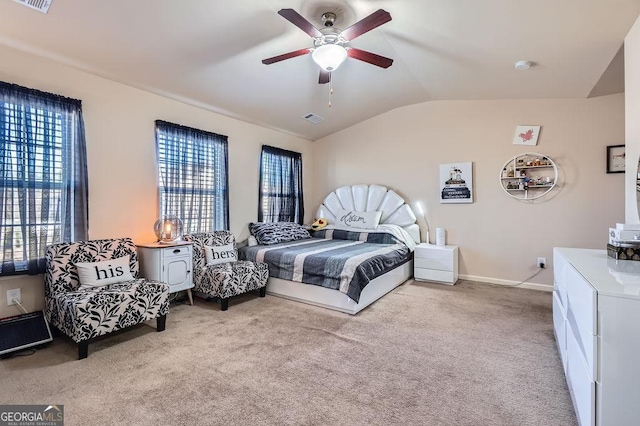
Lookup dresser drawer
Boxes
[415,268,454,284]
[414,256,452,272]
[566,325,595,426]
[567,308,597,380]
[553,291,567,373]
[566,266,597,336]
[554,279,568,310]
[162,245,192,259]
[553,249,568,290]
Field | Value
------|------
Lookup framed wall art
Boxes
[440,162,473,204]
[606,145,625,173]
[513,125,541,146]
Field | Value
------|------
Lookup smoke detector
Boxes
[514,60,532,71]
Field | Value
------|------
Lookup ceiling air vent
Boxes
[303,113,324,124]
[12,0,52,14]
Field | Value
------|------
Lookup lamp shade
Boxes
[153,215,184,243]
[312,44,347,71]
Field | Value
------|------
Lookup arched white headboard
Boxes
[315,184,421,243]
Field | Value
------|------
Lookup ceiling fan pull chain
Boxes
[328,78,333,107]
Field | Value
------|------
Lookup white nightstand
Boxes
[414,243,458,285]
[137,241,194,305]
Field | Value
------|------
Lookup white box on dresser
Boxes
[553,247,640,426]
[414,243,458,284]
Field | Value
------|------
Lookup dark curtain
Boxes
[0,81,88,276]
[155,120,229,233]
[258,145,304,224]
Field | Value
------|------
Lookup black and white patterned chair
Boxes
[183,231,268,310]
[44,238,170,359]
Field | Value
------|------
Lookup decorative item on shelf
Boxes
[153,215,184,243]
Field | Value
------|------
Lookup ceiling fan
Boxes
[262,8,393,84]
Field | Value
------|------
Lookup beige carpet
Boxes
[0,280,576,426]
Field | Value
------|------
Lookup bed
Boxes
[239,184,421,314]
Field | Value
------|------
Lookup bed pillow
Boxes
[205,243,237,265]
[76,255,134,289]
[334,208,382,230]
[314,228,402,245]
[249,222,311,245]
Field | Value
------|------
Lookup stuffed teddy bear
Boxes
[311,218,329,231]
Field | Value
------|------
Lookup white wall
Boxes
[0,45,313,317]
[312,96,625,287]
[626,15,640,223]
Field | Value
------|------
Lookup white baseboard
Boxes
[458,274,553,292]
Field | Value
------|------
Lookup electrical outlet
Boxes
[7,289,21,306]
[537,257,547,269]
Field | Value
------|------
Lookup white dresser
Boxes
[414,243,458,284]
[553,248,640,426]
[138,242,194,305]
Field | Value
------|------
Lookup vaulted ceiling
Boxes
[0,0,638,140]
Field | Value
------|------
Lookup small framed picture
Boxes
[513,125,541,146]
[606,145,625,174]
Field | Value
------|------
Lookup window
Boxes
[0,82,88,276]
[259,145,304,224]
[155,120,229,233]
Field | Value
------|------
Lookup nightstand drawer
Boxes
[415,268,455,283]
[414,256,452,272]
[415,246,453,261]
[163,245,192,258]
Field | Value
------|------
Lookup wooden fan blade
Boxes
[262,48,311,65]
[347,48,393,68]
[319,70,331,84]
[341,9,392,41]
[278,9,323,38]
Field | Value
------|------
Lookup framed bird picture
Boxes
[513,125,541,146]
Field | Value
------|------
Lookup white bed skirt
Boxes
[266,260,413,315]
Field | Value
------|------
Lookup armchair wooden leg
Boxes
[221,298,229,311]
[157,315,167,331]
[78,341,89,360]
[259,287,267,297]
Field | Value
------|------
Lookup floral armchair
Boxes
[183,231,268,310]
[44,238,170,359]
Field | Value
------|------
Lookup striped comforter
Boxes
[238,233,411,302]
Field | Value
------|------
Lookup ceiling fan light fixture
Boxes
[312,44,347,71]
